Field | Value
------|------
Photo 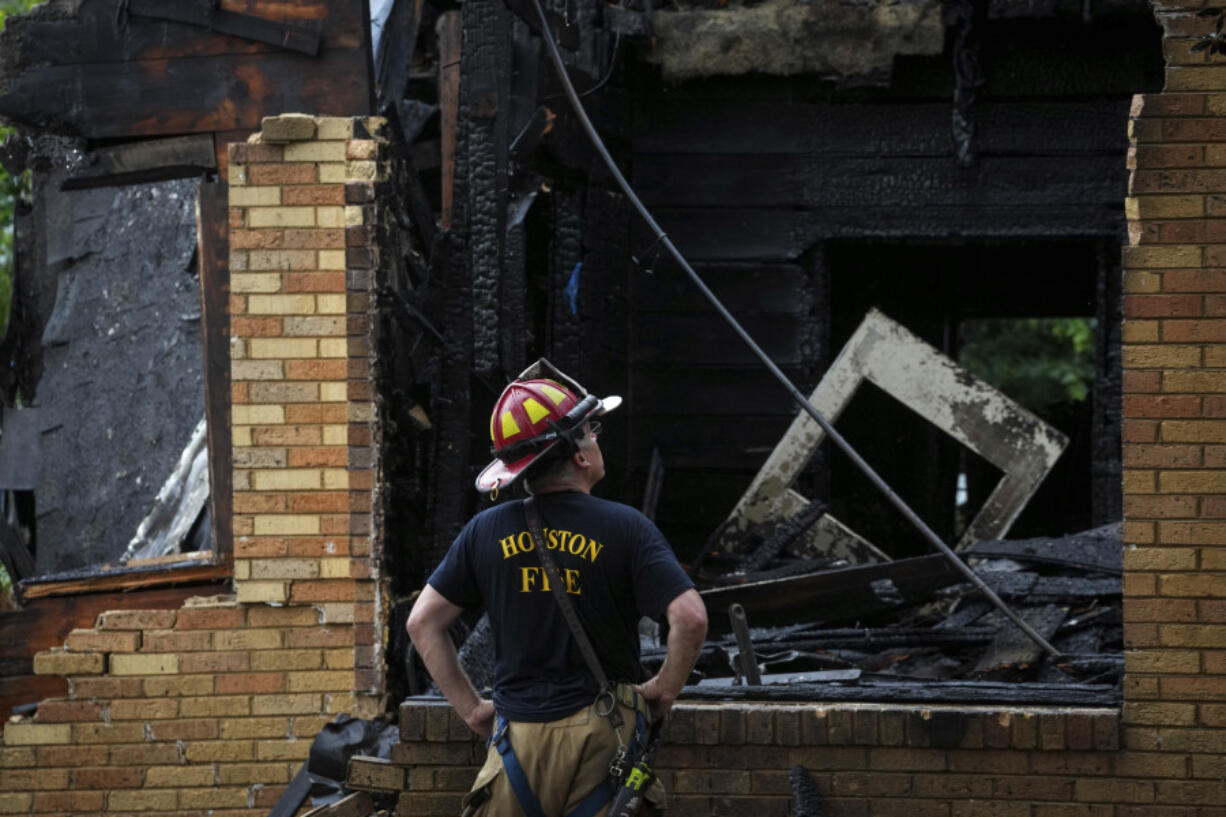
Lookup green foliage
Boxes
[959,317,1097,413]
[0,0,42,342]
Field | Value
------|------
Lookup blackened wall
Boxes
[625,16,1162,559]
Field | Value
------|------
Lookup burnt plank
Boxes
[678,679,1119,706]
[646,205,1124,262]
[63,134,217,190]
[700,555,964,633]
[633,99,1131,157]
[974,604,1067,676]
[196,182,232,557]
[968,524,1124,575]
[127,0,322,55]
[0,0,369,137]
[438,10,461,229]
[633,155,1125,210]
[11,0,337,65]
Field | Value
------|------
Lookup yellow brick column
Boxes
[1121,13,1226,801]
[228,114,386,706]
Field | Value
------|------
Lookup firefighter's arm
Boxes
[635,588,708,721]
[406,584,496,738]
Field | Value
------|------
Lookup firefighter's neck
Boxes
[528,457,600,495]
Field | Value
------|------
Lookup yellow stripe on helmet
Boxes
[500,411,521,439]
[523,398,549,424]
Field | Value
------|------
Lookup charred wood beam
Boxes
[0,0,370,138]
[1057,654,1124,675]
[1092,240,1124,527]
[427,235,474,561]
[19,560,230,600]
[967,523,1123,575]
[62,135,217,190]
[975,571,1122,600]
[950,0,986,167]
[738,627,999,652]
[702,558,836,588]
[700,555,963,633]
[459,0,512,375]
[680,679,1119,707]
[126,0,322,55]
[437,11,462,230]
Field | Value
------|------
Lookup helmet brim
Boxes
[474,394,620,494]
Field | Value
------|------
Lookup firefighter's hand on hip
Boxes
[464,698,496,738]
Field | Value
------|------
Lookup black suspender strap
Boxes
[523,496,625,733]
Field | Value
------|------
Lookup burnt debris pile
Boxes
[648,310,1123,707]
[658,522,1122,706]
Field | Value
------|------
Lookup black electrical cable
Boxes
[528,0,1061,659]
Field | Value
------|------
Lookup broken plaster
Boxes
[648,0,946,84]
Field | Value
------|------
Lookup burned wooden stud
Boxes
[436,10,461,231]
[700,554,963,633]
[728,603,762,685]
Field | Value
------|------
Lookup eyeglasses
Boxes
[587,421,602,440]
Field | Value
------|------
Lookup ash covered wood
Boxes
[683,523,1123,701]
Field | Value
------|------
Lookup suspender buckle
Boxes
[607,744,630,782]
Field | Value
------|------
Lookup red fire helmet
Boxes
[475,359,621,494]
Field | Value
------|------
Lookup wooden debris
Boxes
[61,134,216,190]
[700,554,963,633]
[680,678,1118,707]
[967,523,1123,575]
[973,604,1067,677]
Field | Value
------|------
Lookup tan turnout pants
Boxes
[461,686,664,817]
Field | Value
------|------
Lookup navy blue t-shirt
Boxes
[427,491,694,722]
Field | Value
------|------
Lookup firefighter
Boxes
[407,358,708,817]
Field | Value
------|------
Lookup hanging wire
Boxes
[527,0,1062,659]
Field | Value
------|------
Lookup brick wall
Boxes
[396,701,1125,817]
[0,115,388,816]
